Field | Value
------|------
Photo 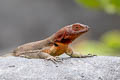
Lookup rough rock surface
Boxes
[0,56,120,80]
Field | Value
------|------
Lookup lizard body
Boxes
[11,23,94,61]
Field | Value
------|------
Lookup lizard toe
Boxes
[46,56,62,64]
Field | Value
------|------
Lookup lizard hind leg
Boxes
[13,50,42,59]
[14,50,62,63]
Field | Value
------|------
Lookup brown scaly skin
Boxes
[12,23,95,62]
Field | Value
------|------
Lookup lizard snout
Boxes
[85,25,90,31]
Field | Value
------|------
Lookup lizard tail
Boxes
[0,53,13,57]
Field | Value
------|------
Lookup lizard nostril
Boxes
[85,26,90,31]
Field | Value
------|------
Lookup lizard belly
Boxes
[41,48,66,56]
[41,42,68,56]
[51,47,66,56]
[50,42,68,56]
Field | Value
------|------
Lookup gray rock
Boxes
[0,56,120,80]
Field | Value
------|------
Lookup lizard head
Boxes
[54,23,90,44]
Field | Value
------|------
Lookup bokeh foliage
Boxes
[101,30,120,51]
[75,0,120,14]
[74,30,120,56]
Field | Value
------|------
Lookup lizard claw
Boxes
[88,54,97,57]
[46,56,62,64]
[55,56,63,61]
[86,54,97,57]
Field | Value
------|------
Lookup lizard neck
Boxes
[44,34,56,44]
[45,34,72,45]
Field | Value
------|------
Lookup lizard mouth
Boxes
[67,25,90,35]
[76,26,90,34]
[81,28,89,33]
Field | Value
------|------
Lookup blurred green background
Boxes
[74,30,120,56]
[74,0,120,56]
[76,0,120,14]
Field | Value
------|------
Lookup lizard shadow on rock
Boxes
[61,56,96,61]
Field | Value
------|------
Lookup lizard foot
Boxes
[46,56,62,64]
[19,55,32,59]
[81,54,97,58]
[88,54,97,56]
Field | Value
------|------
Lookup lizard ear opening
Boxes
[54,43,59,47]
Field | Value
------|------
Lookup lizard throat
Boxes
[60,39,72,44]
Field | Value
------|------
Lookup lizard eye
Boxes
[72,24,85,31]
[72,25,81,31]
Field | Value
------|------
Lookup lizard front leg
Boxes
[13,50,61,63]
[65,47,96,58]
